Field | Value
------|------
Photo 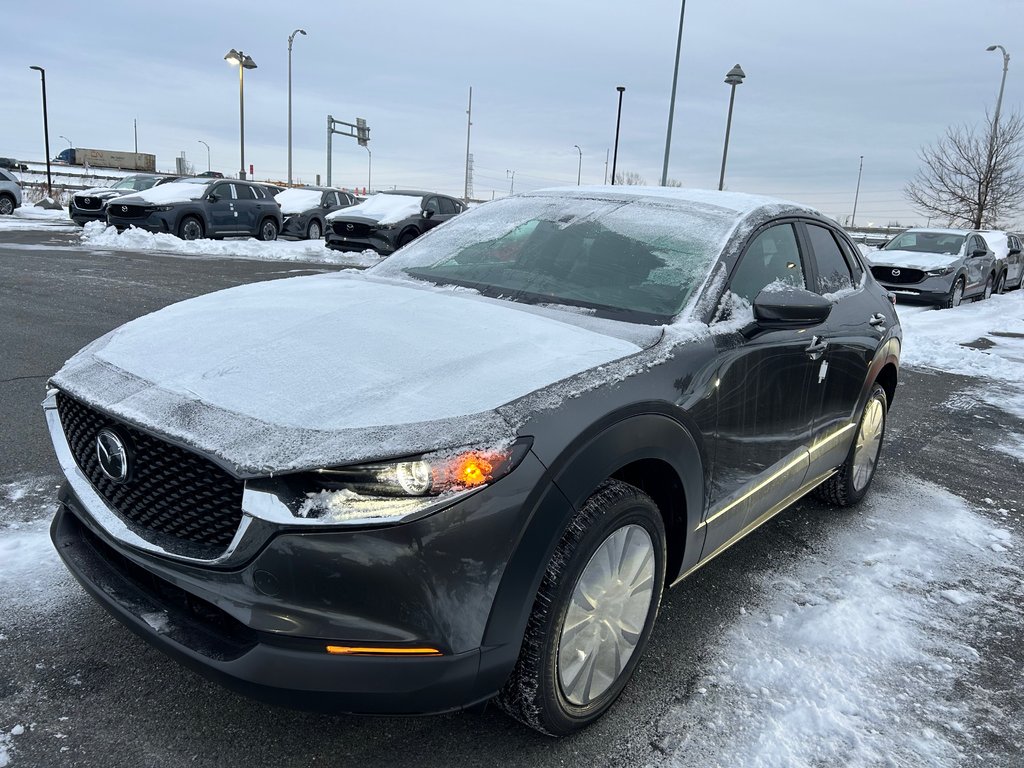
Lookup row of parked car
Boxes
[64,172,469,252]
[865,228,1024,308]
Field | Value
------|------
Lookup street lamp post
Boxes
[29,66,52,195]
[573,144,582,185]
[506,169,516,196]
[59,135,72,149]
[224,49,257,180]
[198,140,211,172]
[288,29,307,185]
[661,0,688,186]
[364,145,372,193]
[851,155,864,227]
[718,64,746,191]
[611,86,625,185]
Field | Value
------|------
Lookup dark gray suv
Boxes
[325,190,466,254]
[866,228,998,308]
[105,178,282,240]
[70,174,178,226]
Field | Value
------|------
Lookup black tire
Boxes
[941,277,965,309]
[496,479,666,736]
[994,272,1006,295]
[814,383,887,507]
[257,218,278,242]
[397,229,419,247]
[979,274,994,301]
[307,219,322,240]
[177,216,204,241]
[0,193,15,216]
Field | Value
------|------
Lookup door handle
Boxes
[805,336,828,359]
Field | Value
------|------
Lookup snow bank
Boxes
[78,221,382,267]
[0,205,76,232]
[327,193,422,225]
[276,188,323,215]
[659,478,1018,767]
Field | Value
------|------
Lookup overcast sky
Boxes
[3,0,1022,226]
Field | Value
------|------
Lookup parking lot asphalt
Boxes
[1,231,1021,767]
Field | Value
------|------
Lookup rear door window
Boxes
[806,224,855,293]
[235,185,256,200]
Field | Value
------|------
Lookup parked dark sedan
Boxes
[276,186,358,240]
[69,174,179,226]
[45,187,899,736]
[105,177,282,240]
[325,190,466,253]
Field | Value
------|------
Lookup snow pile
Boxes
[0,477,68,612]
[659,479,1019,767]
[117,179,209,205]
[326,192,422,224]
[275,188,323,215]
[78,221,382,266]
[0,205,76,232]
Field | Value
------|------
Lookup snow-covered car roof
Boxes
[326,192,424,225]
[979,231,1011,259]
[532,185,817,217]
[275,188,324,215]
[121,179,211,205]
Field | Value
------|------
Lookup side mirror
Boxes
[322,201,332,209]
[752,286,832,329]
[1008,248,1021,256]
[971,249,988,258]
[422,209,434,219]
[207,193,219,202]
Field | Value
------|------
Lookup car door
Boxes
[234,183,260,234]
[703,221,821,556]
[798,221,883,478]
[1008,234,1023,287]
[964,234,992,296]
[207,182,237,235]
[422,196,444,233]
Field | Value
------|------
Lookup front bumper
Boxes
[105,211,175,234]
[44,390,549,713]
[873,274,955,305]
[69,203,108,226]
[325,230,397,254]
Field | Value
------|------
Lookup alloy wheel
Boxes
[852,397,885,492]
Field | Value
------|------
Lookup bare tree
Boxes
[664,177,684,187]
[614,170,646,185]
[905,111,1024,229]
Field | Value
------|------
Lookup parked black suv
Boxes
[276,186,358,240]
[105,177,282,240]
[325,190,466,253]
[70,174,179,226]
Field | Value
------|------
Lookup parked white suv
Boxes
[0,168,23,215]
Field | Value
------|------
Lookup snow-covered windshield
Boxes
[111,176,159,192]
[884,231,965,256]
[327,193,422,225]
[372,194,736,323]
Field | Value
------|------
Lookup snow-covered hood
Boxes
[76,186,126,199]
[866,249,962,271]
[52,274,645,475]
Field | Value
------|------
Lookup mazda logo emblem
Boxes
[84,198,92,204]
[346,223,354,231]
[121,205,128,213]
[96,429,130,483]
[891,268,901,277]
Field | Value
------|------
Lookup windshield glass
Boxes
[884,231,965,256]
[112,176,159,192]
[371,195,735,323]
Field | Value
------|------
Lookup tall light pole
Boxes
[851,155,864,227]
[198,140,211,172]
[718,64,745,191]
[59,135,72,149]
[573,144,582,185]
[224,49,257,180]
[29,66,52,195]
[364,145,372,193]
[288,29,307,185]
[986,45,1010,141]
[611,86,625,185]
[464,86,473,201]
[661,0,688,186]
[506,169,516,196]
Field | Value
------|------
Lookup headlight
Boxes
[373,223,394,231]
[152,205,174,212]
[925,266,954,276]
[248,439,532,526]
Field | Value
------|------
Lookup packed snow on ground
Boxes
[0,205,77,231]
[326,192,422,225]
[275,188,324,215]
[0,476,68,612]
[659,478,1020,767]
[78,221,383,266]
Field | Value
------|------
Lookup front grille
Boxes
[333,221,373,237]
[56,392,244,549]
[871,266,925,284]
[108,204,148,219]
[74,196,103,210]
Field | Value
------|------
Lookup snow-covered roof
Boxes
[122,180,210,205]
[532,185,820,217]
[326,193,423,225]
[275,188,323,215]
[979,231,1011,259]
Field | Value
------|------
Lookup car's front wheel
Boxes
[307,219,322,240]
[980,274,994,301]
[994,272,1006,295]
[177,216,204,241]
[815,382,887,507]
[942,277,965,309]
[497,479,666,736]
[0,193,15,216]
[257,218,279,241]
[398,229,419,248]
